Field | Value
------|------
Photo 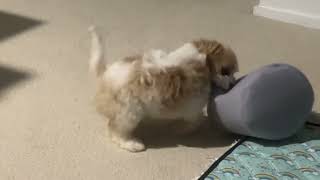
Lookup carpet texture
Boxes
[0,0,319,179]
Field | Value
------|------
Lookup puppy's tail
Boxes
[88,26,106,77]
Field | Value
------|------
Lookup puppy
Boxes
[89,27,238,152]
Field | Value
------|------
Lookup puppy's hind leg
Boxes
[108,105,145,152]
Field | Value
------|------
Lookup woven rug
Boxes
[200,123,320,180]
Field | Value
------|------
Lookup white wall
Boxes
[254,0,320,29]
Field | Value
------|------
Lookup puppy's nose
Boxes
[221,68,231,76]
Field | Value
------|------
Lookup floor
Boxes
[0,0,319,180]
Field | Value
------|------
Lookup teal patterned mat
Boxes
[201,124,320,180]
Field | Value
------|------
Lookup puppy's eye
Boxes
[221,67,231,76]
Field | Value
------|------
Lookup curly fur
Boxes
[89,27,238,152]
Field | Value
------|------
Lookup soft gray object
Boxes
[208,64,314,140]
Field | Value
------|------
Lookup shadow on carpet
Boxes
[0,64,33,99]
[136,119,238,149]
[0,11,44,42]
[0,11,42,98]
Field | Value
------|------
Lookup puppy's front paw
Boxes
[119,139,146,152]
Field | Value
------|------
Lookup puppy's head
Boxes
[192,39,238,81]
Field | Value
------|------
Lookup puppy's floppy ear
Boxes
[192,39,224,55]
[205,50,223,73]
[192,39,224,76]
[204,44,225,80]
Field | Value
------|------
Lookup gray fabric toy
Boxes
[208,64,314,140]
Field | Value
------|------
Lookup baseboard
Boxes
[253,5,320,30]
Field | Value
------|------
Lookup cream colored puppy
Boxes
[89,27,238,152]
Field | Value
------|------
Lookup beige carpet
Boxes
[0,0,319,179]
